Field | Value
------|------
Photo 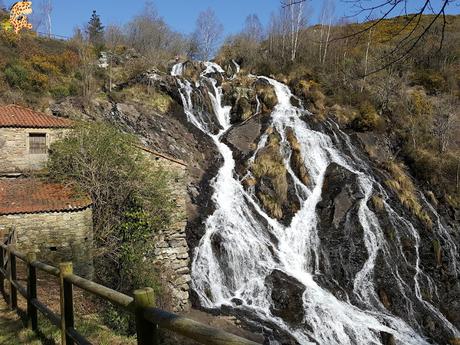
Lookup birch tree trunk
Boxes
[361,28,373,92]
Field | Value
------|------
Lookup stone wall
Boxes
[0,127,67,174]
[144,150,191,312]
[0,207,93,278]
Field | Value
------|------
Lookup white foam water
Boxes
[172,64,460,345]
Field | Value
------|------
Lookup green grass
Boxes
[0,302,135,345]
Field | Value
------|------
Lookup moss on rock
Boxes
[286,128,310,186]
[251,130,288,220]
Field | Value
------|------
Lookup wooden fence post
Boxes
[8,245,17,310]
[134,287,158,345]
[59,262,74,345]
[27,252,38,331]
[0,245,4,296]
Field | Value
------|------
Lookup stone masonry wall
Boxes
[0,127,67,174]
[146,152,190,312]
[0,208,94,278]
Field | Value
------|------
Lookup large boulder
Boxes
[225,117,261,155]
[254,79,278,113]
[265,269,306,324]
[315,163,368,297]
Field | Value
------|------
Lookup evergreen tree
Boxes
[86,10,104,47]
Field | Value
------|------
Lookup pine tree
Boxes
[86,10,104,48]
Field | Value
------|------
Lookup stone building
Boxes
[0,179,93,277]
[0,105,93,278]
[0,104,191,310]
[0,104,72,175]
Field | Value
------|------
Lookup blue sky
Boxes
[4,0,460,38]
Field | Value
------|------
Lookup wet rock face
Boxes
[265,269,306,325]
[315,163,368,297]
[225,117,261,155]
[317,163,364,230]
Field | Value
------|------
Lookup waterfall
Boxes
[171,62,184,76]
[172,64,460,345]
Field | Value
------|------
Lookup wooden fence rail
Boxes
[0,243,260,345]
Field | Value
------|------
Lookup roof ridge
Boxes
[0,104,73,128]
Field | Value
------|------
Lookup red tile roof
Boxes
[0,105,73,128]
[0,179,92,215]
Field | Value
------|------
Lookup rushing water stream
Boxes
[171,62,460,345]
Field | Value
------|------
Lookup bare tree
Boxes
[283,0,459,74]
[361,27,373,91]
[126,1,187,62]
[105,24,125,92]
[319,0,335,64]
[71,27,97,102]
[42,0,52,37]
[193,8,224,61]
[281,0,306,61]
[31,0,53,37]
[243,14,264,42]
[268,3,306,63]
[433,97,458,153]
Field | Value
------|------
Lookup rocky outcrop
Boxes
[225,117,261,155]
[222,75,278,124]
[265,269,306,325]
[315,163,368,297]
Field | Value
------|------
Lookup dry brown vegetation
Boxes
[381,161,432,228]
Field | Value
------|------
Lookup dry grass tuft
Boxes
[382,160,433,229]
[371,194,385,211]
[117,85,173,113]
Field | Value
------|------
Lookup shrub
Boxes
[48,122,175,295]
[4,63,30,89]
[30,55,60,75]
[351,101,384,131]
[412,69,448,95]
[49,81,79,99]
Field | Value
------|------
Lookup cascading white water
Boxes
[172,64,460,345]
[171,62,184,76]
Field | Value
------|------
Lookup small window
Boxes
[29,133,47,154]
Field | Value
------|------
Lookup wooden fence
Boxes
[0,243,260,345]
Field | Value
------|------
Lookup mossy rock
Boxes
[254,79,278,112]
[251,131,288,219]
[432,239,442,267]
[182,61,202,82]
[235,97,253,121]
[370,194,385,212]
[290,79,326,116]
[286,128,310,186]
